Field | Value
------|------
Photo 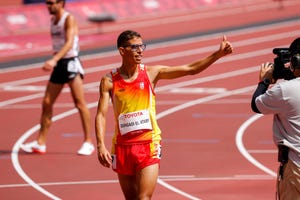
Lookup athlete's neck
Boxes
[119,64,139,78]
[54,9,65,24]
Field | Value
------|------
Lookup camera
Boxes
[272,48,295,80]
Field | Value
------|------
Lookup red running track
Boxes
[1,0,300,199]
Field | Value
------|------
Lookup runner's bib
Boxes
[118,109,153,135]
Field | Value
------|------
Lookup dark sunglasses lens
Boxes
[132,44,146,51]
[46,2,54,5]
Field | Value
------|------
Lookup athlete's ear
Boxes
[118,47,125,55]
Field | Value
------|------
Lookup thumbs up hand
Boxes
[219,35,233,56]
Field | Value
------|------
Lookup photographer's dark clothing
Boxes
[251,81,269,113]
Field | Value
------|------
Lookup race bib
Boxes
[118,109,153,135]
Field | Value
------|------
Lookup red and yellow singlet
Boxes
[110,64,161,147]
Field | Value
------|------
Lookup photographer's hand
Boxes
[259,62,275,83]
[252,62,274,113]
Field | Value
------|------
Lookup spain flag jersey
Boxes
[110,64,161,146]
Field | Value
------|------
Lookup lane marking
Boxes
[7,18,300,199]
[156,86,255,119]
[11,85,256,200]
[247,150,277,154]
[8,29,293,198]
[3,85,45,91]
[1,18,299,74]
[2,26,300,107]
[235,114,277,177]
[0,174,274,189]
[99,1,300,33]
[157,179,201,200]
[163,139,219,144]
[169,87,227,94]
[2,98,250,109]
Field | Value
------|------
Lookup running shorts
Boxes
[112,141,161,175]
[50,57,84,84]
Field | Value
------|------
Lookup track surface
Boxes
[1,0,300,199]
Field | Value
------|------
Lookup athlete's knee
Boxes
[138,193,152,200]
[124,194,152,200]
[137,184,155,200]
[42,98,54,111]
[74,100,88,112]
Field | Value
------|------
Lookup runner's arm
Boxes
[95,75,113,168]
[151,35,232,81]
[43,15,77,70]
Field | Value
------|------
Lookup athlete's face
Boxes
[120,37,146,64]
[45,0,62,15]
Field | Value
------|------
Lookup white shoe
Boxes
[77,142,95,156]
[20,141,46,154]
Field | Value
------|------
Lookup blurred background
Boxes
[0,0,259,68]
[1,1,300,199]
[0,0,292,67]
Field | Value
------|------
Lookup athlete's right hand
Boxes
[97,146,112,168]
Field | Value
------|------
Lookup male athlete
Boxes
[21,0,94,155]
[95,30,233,199]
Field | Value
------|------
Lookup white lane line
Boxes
[169,87,227,94]
[0,93,45,107]
[247,150,277,153]
[153,85,257,199]
[156,85,255,119]
[8,29,291,198]
[11,123,62,200]
[11,102,97,199]
[157,179,201,200]
[2,26,300,107]
[2,98,251,109]
[101,0,300,33]
[0,174,274,189]
[0,83,96,107]
[8,27,298,197]
[11,85,256,200]
[235,114,277,177]
[0,52,279,108]
[1,17,299,76]
[7,17,300,199]
[3,85,45,91]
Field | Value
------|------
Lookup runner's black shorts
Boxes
[50,57,84,84]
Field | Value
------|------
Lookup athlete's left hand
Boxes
[219,35,233,57]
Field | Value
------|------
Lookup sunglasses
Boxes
[123,44,146,52]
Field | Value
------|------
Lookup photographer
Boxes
[251,37,300,200]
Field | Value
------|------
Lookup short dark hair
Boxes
[289,37,300,56]
[117,30,142,48]
[56,0,65,7]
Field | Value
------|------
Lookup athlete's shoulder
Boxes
[100,73,113,89]
[146,64,166,73]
